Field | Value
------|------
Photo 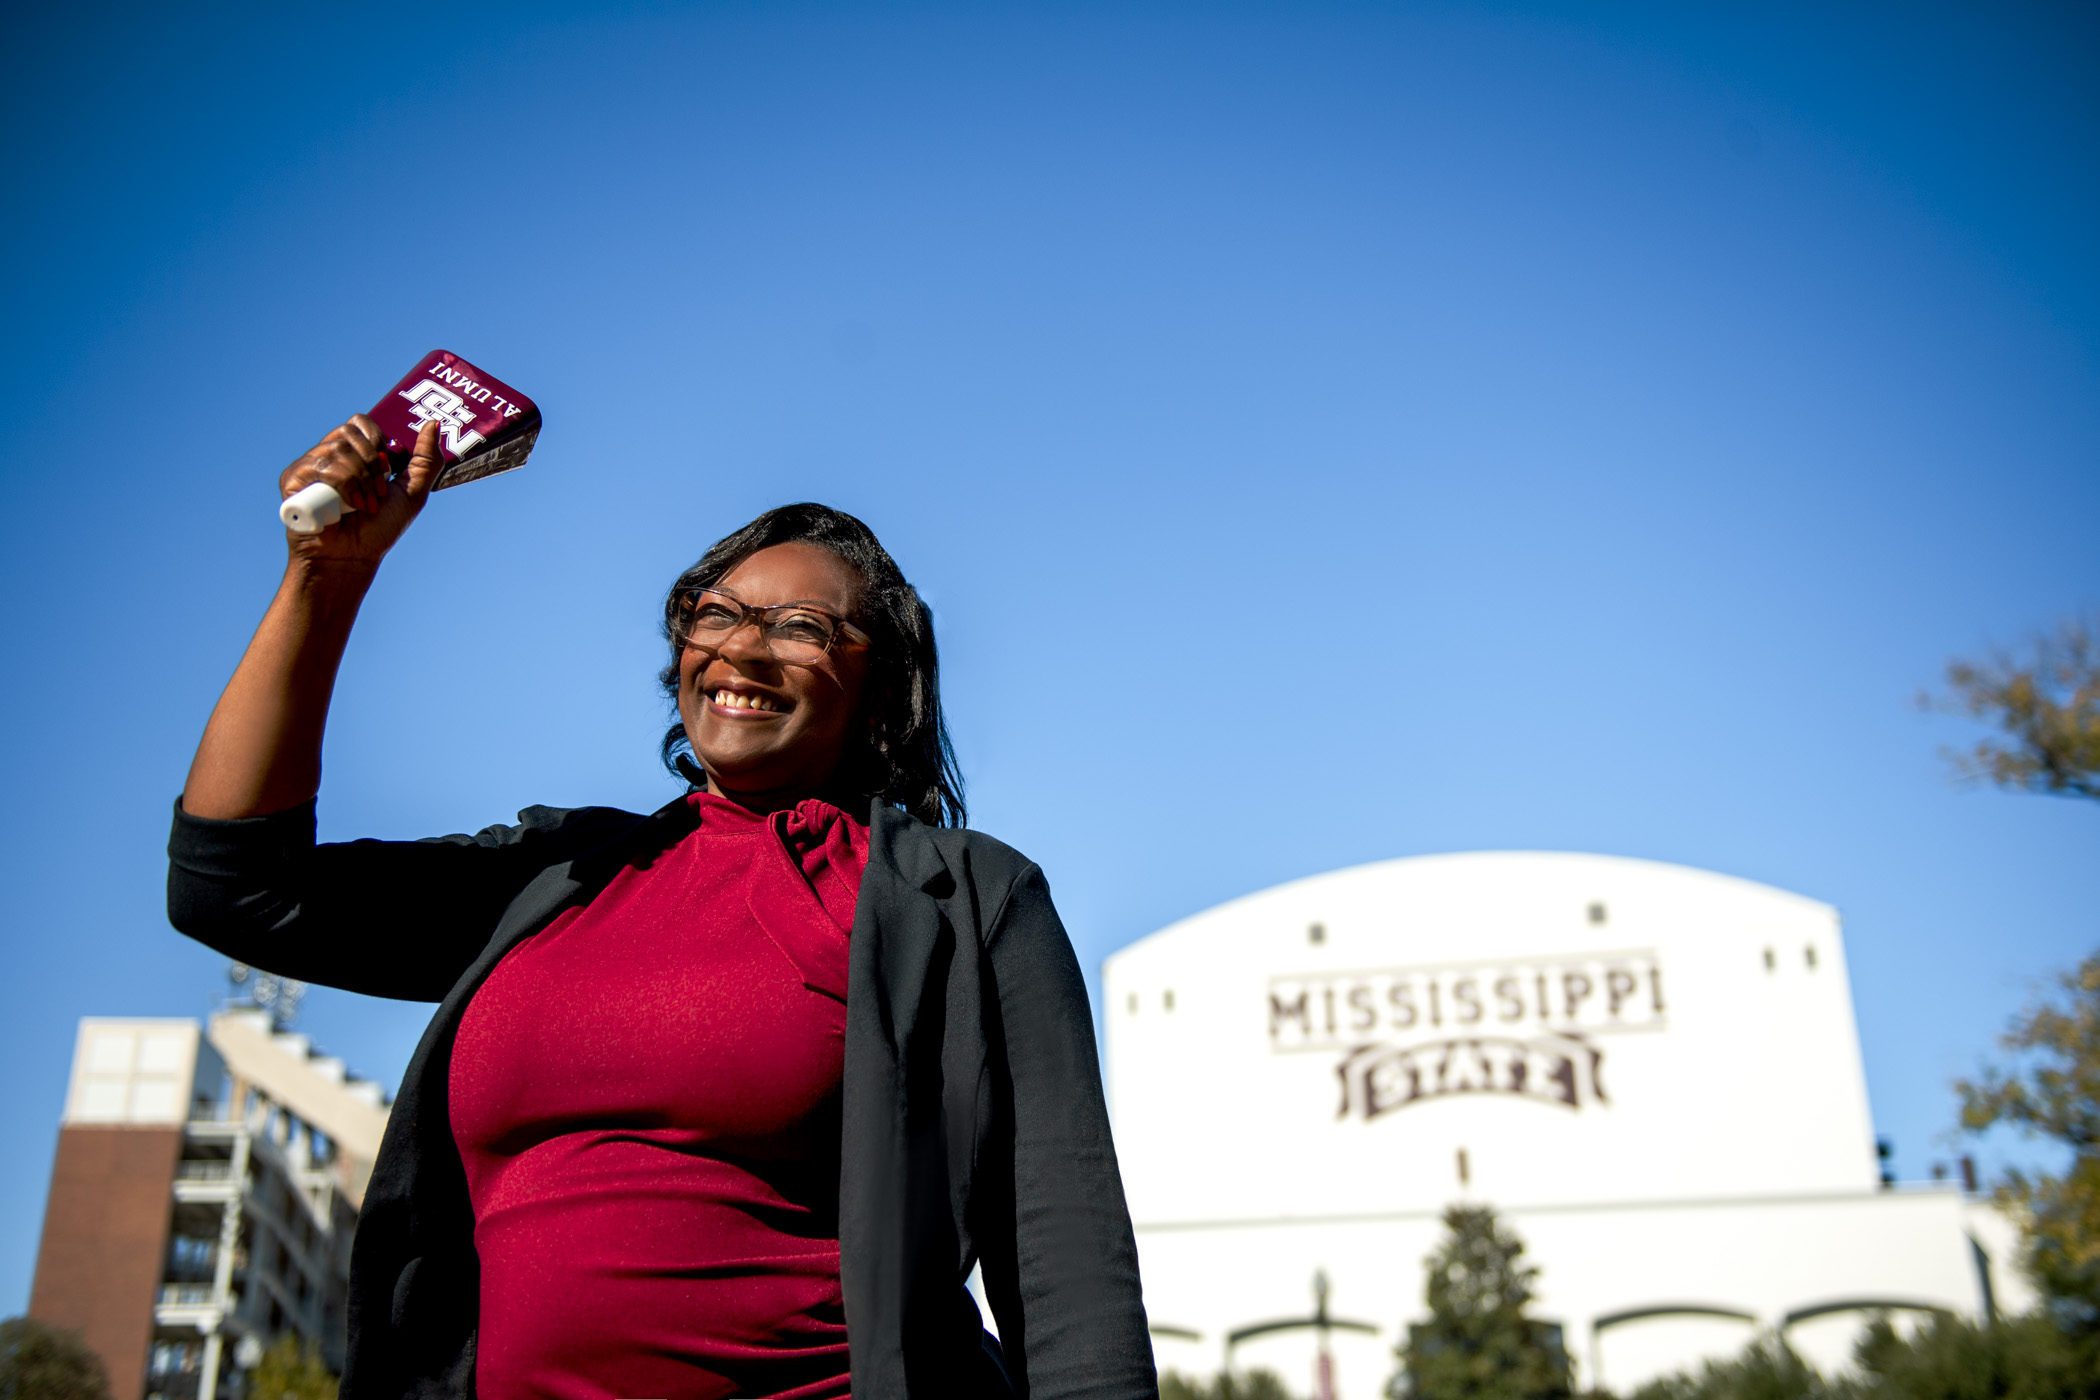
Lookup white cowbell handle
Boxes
[279,482,349,535]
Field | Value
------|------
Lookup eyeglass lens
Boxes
[678,592,840,662]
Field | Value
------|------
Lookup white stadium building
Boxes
[1101,852,2028,1396]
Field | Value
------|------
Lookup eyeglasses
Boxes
[671,587,872,665]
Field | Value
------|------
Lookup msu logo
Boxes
[1269,949,1665,1122]
[398,380,488,457]
[1333,1032,1608,1121]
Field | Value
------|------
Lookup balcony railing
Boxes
[174,1161,234,1181]
[158,1283,215,1306]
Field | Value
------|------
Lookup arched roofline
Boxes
[1226,1315,1381,1347]
[1115,849,1835,962]
[1593,1304,1759,1332]
[1780,1298,1954,1329]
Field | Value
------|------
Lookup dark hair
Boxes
[658,503,966,828]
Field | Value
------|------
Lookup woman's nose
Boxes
[715,622,772,662]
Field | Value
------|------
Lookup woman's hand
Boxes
[279,415,446,564]
[182,412,449,818]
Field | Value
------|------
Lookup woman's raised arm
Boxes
[181,415,444,819]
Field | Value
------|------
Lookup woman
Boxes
[168,414,1156,1400]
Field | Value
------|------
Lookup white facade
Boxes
[1103,852,2028,1395]
[64,1019,228,1128]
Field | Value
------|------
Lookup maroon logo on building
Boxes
[1332,1032,1607,1121]
[1267,948,1662,1121]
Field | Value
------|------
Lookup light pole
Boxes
[1224,1269,1379,1400]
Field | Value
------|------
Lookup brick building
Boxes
[29,1011,390,1400]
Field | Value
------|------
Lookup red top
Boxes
[449,793,869,1400]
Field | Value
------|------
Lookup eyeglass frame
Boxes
[670,586,874,663]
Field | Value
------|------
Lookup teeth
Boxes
[713,689,778,712]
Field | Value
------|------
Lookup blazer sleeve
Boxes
[166,797,616,1002]
[982,863,1157,1400]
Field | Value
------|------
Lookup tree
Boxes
[1160,1369,1296,1400]
[0,1317,110,1400]
[1846,1310,2092,1399]
[1958,951,2100,1329]
[1391,1205,1570,1400]
[1930,612,2100,802]
[245,1337,336,1400]
[1621,1335,1822,1400]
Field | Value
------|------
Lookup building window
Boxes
[150,1341,199,1376]
[167,1233,216,1282]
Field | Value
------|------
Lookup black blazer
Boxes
[167,794,1157,1400]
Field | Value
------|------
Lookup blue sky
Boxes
[1,1,2095,1312]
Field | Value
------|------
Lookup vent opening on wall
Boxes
[1763,948,1776,972]
[1127,993,1138,1014]
[1805,944,1819,970]
[1163,989,1175,1012]
[1587,902,1608,925]
[1308,922,1326,945]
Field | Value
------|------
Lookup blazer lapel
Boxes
[840,801,954,1398]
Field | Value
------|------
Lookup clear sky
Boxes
[1,1,2095,1313]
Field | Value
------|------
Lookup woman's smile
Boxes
[706,681,789,717]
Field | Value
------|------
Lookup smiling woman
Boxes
[164,417,1156,1400]
[658,505,966,828]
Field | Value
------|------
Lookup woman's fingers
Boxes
[344,414,386,463]
[321,437,379,515]
[275,409,451,559]
[398,419,446,503]
[339,416,388,513]
[281,418,390,514]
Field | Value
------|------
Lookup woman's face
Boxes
[678,542,873,803]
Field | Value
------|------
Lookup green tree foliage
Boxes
[1847,1311,2093,1398]
[1931,612,2100,802]
[0,1317,110,1400]
[1623,1335,1822,1400]
[1957,950,2100,1325]
[246,1337,336,1400]
[1159,1368,1297,1400]
[1613,1312,2099,1399]
[1391,1205,1571,1400]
